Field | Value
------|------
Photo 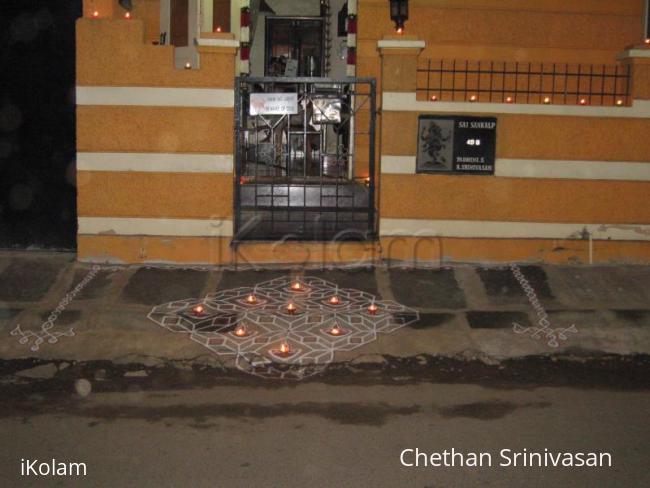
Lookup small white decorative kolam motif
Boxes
[148,275,419,379]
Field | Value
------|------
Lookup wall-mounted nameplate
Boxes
[416,115,496,175]
[250,93,299,116]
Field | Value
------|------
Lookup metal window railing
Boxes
[416,59,631,106]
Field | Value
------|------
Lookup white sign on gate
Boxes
[249,93,299,115]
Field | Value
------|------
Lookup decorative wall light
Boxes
[389,0,409,33]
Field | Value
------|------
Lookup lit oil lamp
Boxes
[191,304,205,316]
[124,12,131,19]
[92,10,99,18]
[327,323,344,336]
[234,324,249,337]
[280,342,290,354]
[245,293,258,305]
[290,281,304,292]
[286,302,298,314]
[367,301,379,315]
[328,295,340,305]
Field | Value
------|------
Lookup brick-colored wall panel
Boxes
[77,106,233,154]
[77,171,233,219]
[381,175,650,224]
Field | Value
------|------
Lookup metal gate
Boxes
[233,77,377,242]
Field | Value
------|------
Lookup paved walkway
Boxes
[1,251,649,372]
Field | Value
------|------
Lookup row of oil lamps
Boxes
[188,280,381,357]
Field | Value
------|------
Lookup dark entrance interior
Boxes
[234,77,376,242]
[265,17,324,77]
[0,0,81,250]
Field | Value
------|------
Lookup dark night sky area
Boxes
[1,0,82,250]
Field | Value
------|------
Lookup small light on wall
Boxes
[543,96,551,104]
[616,99,624,106]
[184,62,192,70]
[92,10,99,18]
[579,98,588,105]
[389,0,409,33]
[505,96,513,103]
[469,95,477,102]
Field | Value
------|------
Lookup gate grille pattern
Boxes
[234,77,377,242]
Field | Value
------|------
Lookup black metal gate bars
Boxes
[234,77,377,242]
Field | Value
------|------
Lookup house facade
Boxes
[76,0,650,265]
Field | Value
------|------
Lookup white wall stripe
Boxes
[617,49,650,60]
[77,152,233,173]
[382,92,650,118]
[76,86,234,108]
[196,38,240,48]
[377,40,425,49]
[495,159,650,181]
[381,155,417,174]
[380,219,650,241]
[78,217,233,237]
[381,155,650,180]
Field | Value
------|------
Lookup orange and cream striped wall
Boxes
[76,4,239,264]
[376,36,650,265]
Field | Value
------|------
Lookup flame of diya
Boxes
[290,281,303,291]
[329,324,342,336]
[286,302,297,314]
[192,304,205,315]
[234,324,248,337]
[328,295,340,305]
[280,342,290,354]
[245,294,258,304]
[367,303,379,314]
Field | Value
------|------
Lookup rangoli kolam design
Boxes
[148,276,419,379]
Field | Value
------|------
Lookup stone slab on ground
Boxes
[465,311,531,329]
[217,270,287,289]
[121,268,209,305]
[476,265,554,306]
[0,308,22,329]
[546,266,650,309]
[66,268,116,300]
[406,312,456,329]
[307,268,379,295]
[388,268,466,309]
[610,309,650,327]
[0,258,67,302]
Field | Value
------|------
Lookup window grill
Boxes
[416,59,631,106]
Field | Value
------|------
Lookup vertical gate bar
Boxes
[601,65,606,105]
[488,61,493,103]
[539,63,544,103]
[233,77,242,242]
[588,64,593,104]
[368,79,377,238]
[438,59,443,100]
